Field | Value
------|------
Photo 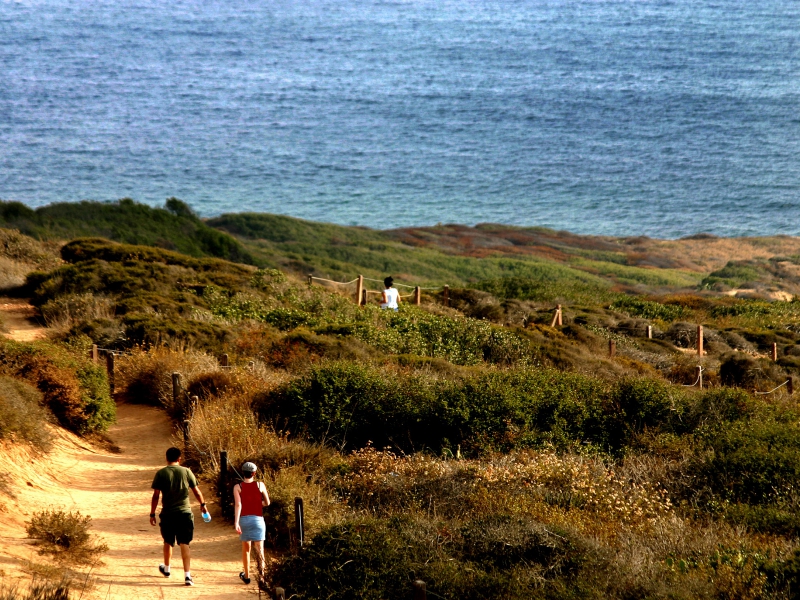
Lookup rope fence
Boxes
[755,378,793,395]
[682,365,704,388]
[307,273,451,307]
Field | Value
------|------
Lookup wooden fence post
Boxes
[788,377,794,396]
[557,304,563,327]
[220,353,229,368]
[183,419,190,448]
[307,274,313,287]
[646,325,652,339]
[697,365,703,389]
[361,289,367,306]
[697,325,703,356]
[772,343,778,362]
[106,352,115,394]
[274,588,285,600]
[550,305,562,327]
[219,451,228,518]
[413,580,427,600]
[91,344,99,364]
[295,497,305,549]
[414,286,421,306]
[356,275,364,306]
[443,285,450,307]
[609,340,616,357]
[172,372,181,409]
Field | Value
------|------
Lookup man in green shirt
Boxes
[150,447,207,586]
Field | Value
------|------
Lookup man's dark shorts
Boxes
[159,511,194,546]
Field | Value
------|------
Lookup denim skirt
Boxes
[239,515,266,542]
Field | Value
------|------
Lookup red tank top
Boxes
[239,481,263,517]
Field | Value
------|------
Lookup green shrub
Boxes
[682,387,755,429]
[602,378,678,449]
[474,273,612,304]
[0,376,52,450]
[688,417,800,509]
[353,309,534,366]
[718,353,785,389]
[258,363,615,454]
[274,516,601,600]
[701,261,765,290]
[609,296,685,322]
[25,509,108,565]
[764,547,800,599]
[1,198,255,264]
[0,341,114,434]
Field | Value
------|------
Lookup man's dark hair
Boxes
[166,447,182,462]
[384,276,394,288]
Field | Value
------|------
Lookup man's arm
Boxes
[150,489,160,526]
[191,485,206,511]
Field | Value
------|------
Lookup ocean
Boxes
[1,0,799,238]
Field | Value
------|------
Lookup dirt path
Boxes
[0,404,257,599]
[0,298,47,342]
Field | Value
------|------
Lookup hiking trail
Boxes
[0,299,47,342]
[0,402,262,599]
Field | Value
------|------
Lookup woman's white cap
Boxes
[242,462,257,474]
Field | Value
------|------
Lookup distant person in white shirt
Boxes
[380,276,400,311]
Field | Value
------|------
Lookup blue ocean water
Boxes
[1,0,799,238]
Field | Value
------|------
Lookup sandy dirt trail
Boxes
[0,403,257,599]
[0,298,47,342]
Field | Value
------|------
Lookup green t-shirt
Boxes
[152,465,197,515]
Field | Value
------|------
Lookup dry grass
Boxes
[0,228,60,292]
[115,346,219,412]
[39,294,115,331]
[0,577,74,600]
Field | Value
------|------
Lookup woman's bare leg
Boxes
[242,541,252,578]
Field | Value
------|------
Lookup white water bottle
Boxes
[202,511,211,523]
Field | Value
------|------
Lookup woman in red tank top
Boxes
[233,462,270,585]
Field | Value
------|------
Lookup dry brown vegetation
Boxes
[0,228,60,292]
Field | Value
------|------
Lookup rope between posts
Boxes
[682,366,703,387]
[310,276,359,286]
[361,276,443,291]
[755,380,789,395]
[362,276,415,288]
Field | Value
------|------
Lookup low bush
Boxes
[610,296,685,322]
[719,353,786,389]
[186,370,239,401]
[0,376,52,450]
[274,515,606,600]
[260,363,705,454]
[688,414,800,506]
[0,340,114,434]
[40,293,115,331]
[25,510,107,565]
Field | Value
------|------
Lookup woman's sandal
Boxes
[239,572,251,585]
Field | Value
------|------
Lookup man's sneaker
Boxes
[185,575,193,586]
[159,564,170,578]
[239,572,251,585]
